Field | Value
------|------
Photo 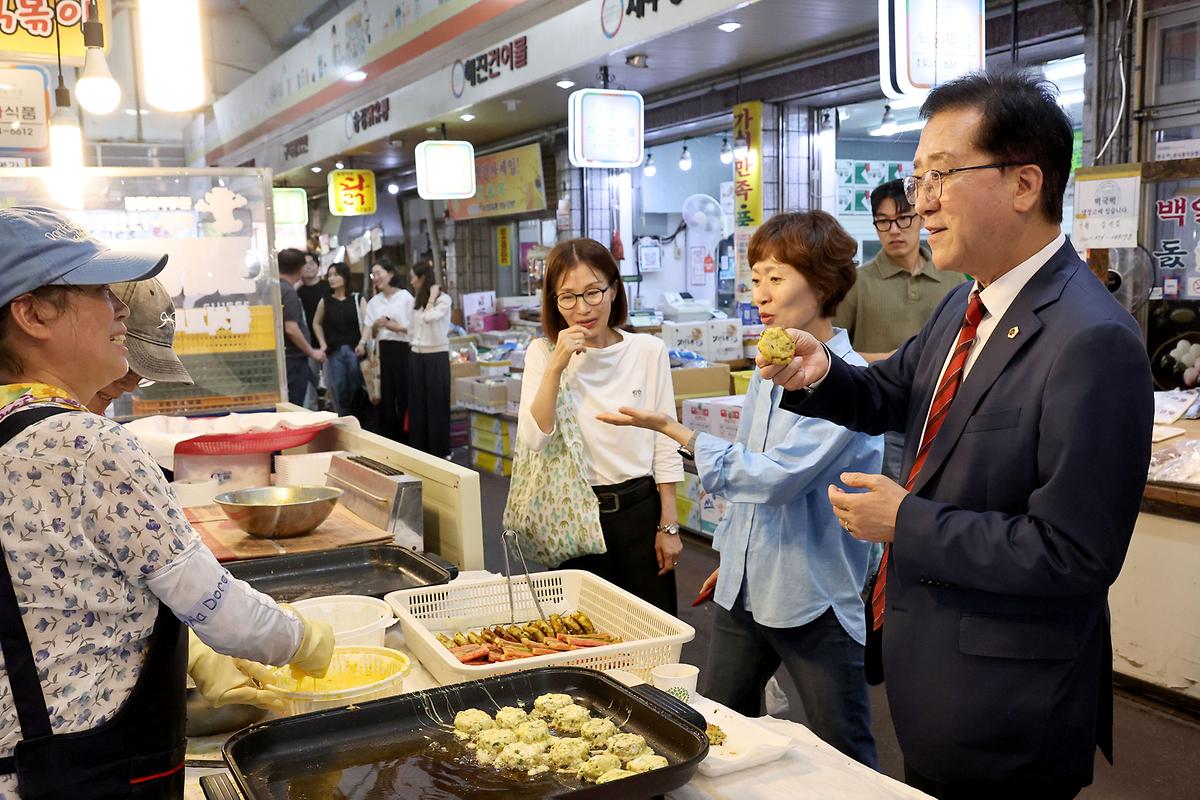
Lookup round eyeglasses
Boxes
[902,162,1022,205]
[872,213,920,232]
[556,284,611,310]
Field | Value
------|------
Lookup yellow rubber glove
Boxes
[278,603,335,679]
[187,630,286,712]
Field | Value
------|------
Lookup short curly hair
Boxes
[747,211,858,318]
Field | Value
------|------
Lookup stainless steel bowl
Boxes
[214,486,343,539]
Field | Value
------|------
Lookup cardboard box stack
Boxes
[505,374,522,415]
[676,471,703,533]
[682,395,746,442]
[469,412,516,476]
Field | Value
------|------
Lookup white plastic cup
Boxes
[650,663,700,704]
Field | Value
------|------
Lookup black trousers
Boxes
[560,476,677,615]
[408,351,450,457]
[904,763,1083,800]
[378,340,410,443]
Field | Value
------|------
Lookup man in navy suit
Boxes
[759,71,1153,798]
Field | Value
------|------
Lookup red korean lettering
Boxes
[513,36,527,69]
[55,0,82,26]
[16,0,54,37]
[1157,196,1187,226]
[734,179,752,201]
[1192,196,1200,225]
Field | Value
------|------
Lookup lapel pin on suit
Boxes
[1008,326,1020,339]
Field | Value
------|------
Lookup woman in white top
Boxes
[517,238,683,613]
[407,261,453,456]
[357,258,413,443]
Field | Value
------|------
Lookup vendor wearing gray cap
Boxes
[0,207,334,799]
[85,278,193,415]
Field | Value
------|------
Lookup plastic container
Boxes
[291,595,396,647]
[731,369,755,396]
[260,645,410,715]
[385,569,695,685]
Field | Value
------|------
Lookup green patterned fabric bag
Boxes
[503,363,606,567]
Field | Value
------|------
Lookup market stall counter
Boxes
[182,571,930,800]
[1112,417,1200,712]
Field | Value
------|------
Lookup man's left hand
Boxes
[828,473,907,543]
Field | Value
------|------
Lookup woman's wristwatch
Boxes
[656,523,680,536]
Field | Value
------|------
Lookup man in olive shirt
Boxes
[834,179,964,479]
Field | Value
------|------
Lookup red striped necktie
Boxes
[869,289,986,631]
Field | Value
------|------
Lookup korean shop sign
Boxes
[451,35,528,98]
[732,100,763,229]
[346,97,389,137]
[0,66,47,150]
[880,0,984,99]
[567,88,644,169]
[0,0,108,67]
[1072,167,1141,249]
[448,143,546,220]
[1153,192,1200,296]
[273,188,309,226]
[328,169,377,216]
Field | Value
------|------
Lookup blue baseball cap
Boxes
[0,206,168,308]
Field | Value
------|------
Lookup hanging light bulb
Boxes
[49,85,84,207]
[75,2,120,115]
[878,104,898,136]
[643,154,656,177]
[140,0,206,112]
[733,132,749,160]
[719,137,733,165]
[678,144,692,172]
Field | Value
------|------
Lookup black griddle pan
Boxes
[225,544,456,602]
[221,666,709,799]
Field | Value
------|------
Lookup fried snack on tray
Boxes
[705,722,727,746]
[438,611,617,665]
[757,327,796,366]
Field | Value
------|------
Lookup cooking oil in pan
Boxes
[258,733,579,799]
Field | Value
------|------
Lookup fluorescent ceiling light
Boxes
[556,80,575,89]
[311,166,323,173]
[387,183,400,195]
[344,70,367,82]
[1043,56,1086,83]
[334,161,345,169]
[140,0,205,112]
[459,113,476,122]
[868,119,926,137]
[717,22,741,33]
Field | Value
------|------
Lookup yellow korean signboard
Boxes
[328,169,377,217]
[448,143,546,221]
[732,101,764,229]
[0,1,110,67]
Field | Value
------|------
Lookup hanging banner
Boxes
[328,169,377,216]
[496,225,511,267]
[732,101,764,229]
[567,88,645,169]
[881,0,984,99]
[0,66,48,151]
[448,143,546,220]
[0,1,110,67]
[272,187,309,225]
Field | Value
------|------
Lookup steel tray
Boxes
[225,544,456,602]
[221,666,708,799]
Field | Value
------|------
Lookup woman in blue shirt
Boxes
[600,211,882,767]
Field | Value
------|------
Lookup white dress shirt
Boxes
[916,233,1065,445]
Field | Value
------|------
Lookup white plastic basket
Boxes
[385,569,695,686]
[260,645,410,715]
[291,595,397,647]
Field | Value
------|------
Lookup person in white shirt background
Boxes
[358,258,413,443]
[516,238,684,613]
[407,260,453,457]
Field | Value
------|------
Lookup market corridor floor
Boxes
[460,455,1200,799]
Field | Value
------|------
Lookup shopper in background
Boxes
[517,238,683,614]
[278,248,326,407]
[408,260,453,457]
[85,278,193,415]
[600,211,881,766]
[0,207,333,799]
[358,257,413,442]
[296,251,329,347]
[760,72,1153,798]
[834,179,964,480]
[312,262,364,416]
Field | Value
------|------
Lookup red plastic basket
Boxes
[173,422,332,456]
